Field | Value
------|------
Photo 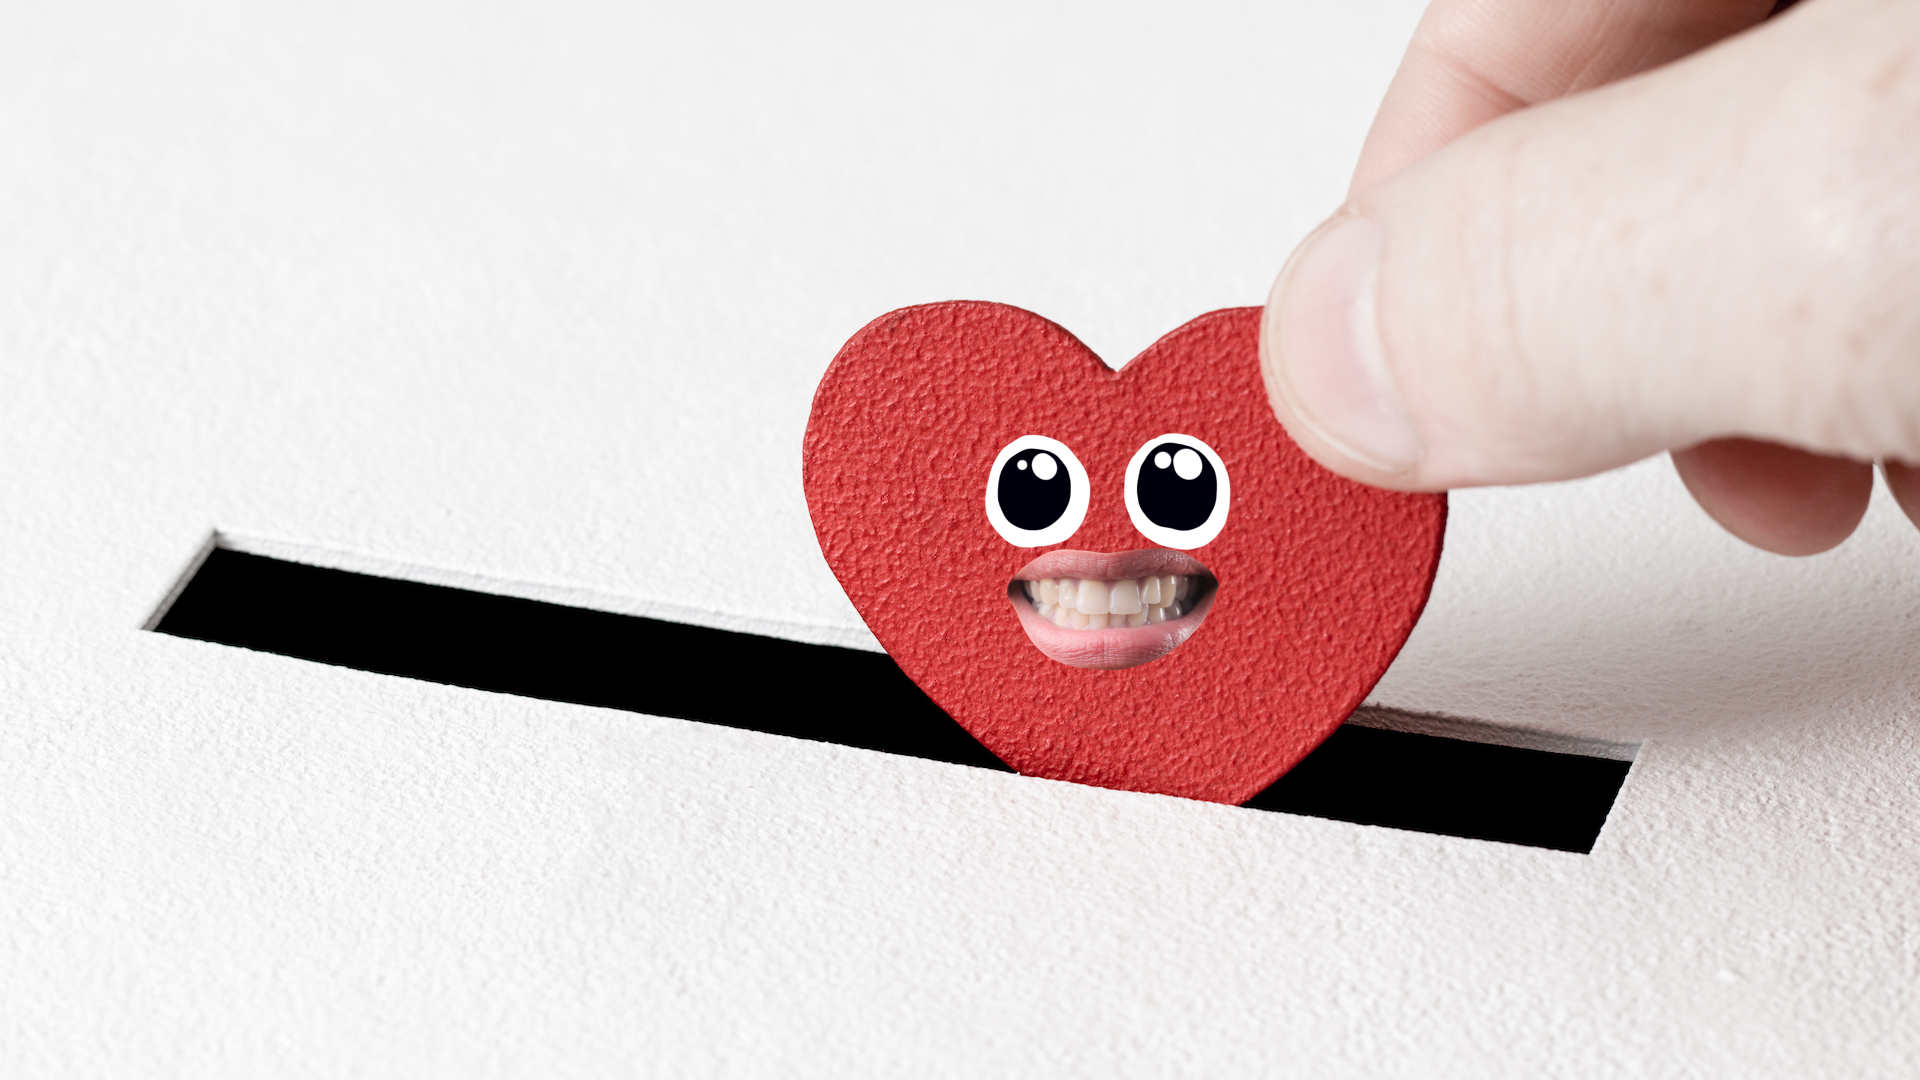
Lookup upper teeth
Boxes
[1022,575,1194,630]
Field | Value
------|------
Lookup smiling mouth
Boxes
[1020,574,1201,628]
[1007,549,1218,670]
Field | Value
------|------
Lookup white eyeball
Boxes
[985,435,1090,547]
[1124,434,1230,549]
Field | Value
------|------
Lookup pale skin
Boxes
[1260,0,1920,556]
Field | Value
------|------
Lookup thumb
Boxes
[1261,0,1920,493]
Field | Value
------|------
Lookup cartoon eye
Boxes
[1124,434,1230,548]
[985,435,1090,547]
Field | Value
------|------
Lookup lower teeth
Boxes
[1021,574,1195,630]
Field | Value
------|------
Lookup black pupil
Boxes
[997,449,1070,531]
[1136,442,1216,531]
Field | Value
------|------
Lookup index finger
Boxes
[1352,0,1778,192]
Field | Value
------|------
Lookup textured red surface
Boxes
[803,303,1446,804]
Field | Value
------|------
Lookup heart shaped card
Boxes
[803,302,1445,804]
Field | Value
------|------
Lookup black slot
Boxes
[154,548,1629,852]
[1246,725,1629,852]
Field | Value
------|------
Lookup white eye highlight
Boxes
[1124,434,1230,549]
[985,435,1089,547]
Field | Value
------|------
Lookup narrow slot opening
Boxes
[151,543,1634,852]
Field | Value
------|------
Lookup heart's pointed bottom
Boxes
[1008,548,1217,670]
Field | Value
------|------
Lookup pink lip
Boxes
[1008,548,1218,671]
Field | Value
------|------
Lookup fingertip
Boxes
[1260,214,1436,492]
[1672,439,1873,556]
[1881,460,1920,531]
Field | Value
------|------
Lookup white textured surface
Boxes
[4,0,1919,1075]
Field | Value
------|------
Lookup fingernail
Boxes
[1262,213,1420,474]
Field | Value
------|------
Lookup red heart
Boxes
[803,302,1445,804]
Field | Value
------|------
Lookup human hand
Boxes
[1260,0,1920,555]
